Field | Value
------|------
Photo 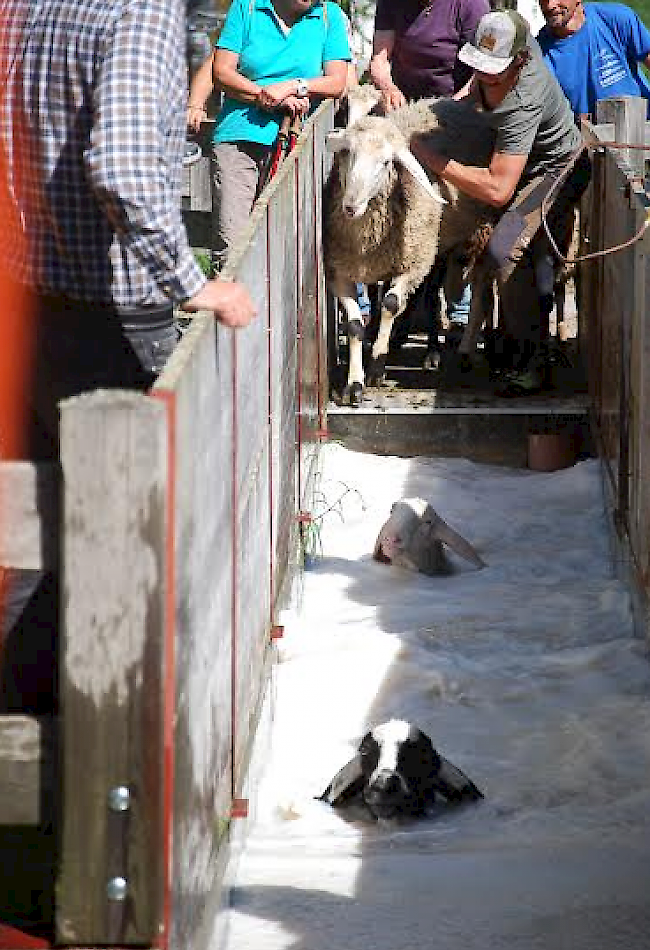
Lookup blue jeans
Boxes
[447,281,471,326]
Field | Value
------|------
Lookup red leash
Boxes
[255,114,302,200]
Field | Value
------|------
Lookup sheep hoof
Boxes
[349,382,363,407]
[366,355,387,387]
[342,382,364,407]
[382,292,399,315]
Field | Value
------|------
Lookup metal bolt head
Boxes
[108,786,131,812]
[107,876,128,901]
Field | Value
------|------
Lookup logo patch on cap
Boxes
[479,33,497,51]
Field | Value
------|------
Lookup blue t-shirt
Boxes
[214,0,351,145]
[537,2,650,118]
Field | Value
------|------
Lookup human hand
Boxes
[283,95,310,118]
[380,85,406,113]
[257,80,300,111]
[187,104,207,132]
[183,279,257,328]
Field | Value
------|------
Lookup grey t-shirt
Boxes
[483,38,582,182]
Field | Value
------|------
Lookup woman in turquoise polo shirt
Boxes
[188,0,350,273]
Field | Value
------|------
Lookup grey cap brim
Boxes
[458,41,514,75]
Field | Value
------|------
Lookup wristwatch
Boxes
[295,78,309,98]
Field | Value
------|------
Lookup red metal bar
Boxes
[266,203,275,622]
[295,158,304,511]
[230,799,249,819]
[231,332,239,801]
[311,132,325,431]
[149,387,177,950]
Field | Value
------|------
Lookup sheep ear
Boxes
[318,753,366,805]
[395,147,446,204]
[326,129,350,153]
[345,85,382,125]
[432,515,485,569]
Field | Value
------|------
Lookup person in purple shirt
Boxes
[370,0,489,107]
[368,0,490,369]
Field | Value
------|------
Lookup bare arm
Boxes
[182,278,257,328]
[304,59,348,99]
[370,30,406,112]
[213,48,264,104]
[187,52,214,131]
[214,50,347,117]
[410,138,528,207]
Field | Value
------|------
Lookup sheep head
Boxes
[344,84,382,126]
[327,117,446,218]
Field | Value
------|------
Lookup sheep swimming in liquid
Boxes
[373,498,485,575]
[319,720,483,821]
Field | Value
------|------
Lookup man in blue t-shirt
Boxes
[537,0,650,118]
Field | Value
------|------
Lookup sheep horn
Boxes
[426,509,485,568]
[395,147,446,205]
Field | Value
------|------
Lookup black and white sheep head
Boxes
[319,720,483,821]
[360,721,441,819]
[326,117,446,218]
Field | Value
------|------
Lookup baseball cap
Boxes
[458,10,530,75]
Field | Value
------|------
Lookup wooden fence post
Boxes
[596,96,648,179]
[57,391,169,946]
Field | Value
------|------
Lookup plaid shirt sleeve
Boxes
[85,0,206,304]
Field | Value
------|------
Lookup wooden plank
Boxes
[181,157,212,212]
[57,391,168,946]
[0,715,54,825]
[627,189,650,589]
[595,97,648,178]
[591,119,650,150]
[153,316,236,950]
[268,143,299,609]
[0,463,59,570]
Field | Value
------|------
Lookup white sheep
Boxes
[373,498,485,575]
[324,95,498,406]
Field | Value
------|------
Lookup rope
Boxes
[540,138,650,267]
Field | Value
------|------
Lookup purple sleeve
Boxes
[373,0,395,33]
[457,0,490,45]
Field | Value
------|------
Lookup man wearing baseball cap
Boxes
[411,9,590,395]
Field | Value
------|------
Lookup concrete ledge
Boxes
[327,403,592,467]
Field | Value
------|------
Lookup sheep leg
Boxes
[333,278,366,407]
[367,276,413,386]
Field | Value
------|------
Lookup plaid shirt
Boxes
[0,0,206,307]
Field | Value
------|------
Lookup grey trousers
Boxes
[211,140,271,273]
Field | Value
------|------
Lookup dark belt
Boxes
[36,292,173,328]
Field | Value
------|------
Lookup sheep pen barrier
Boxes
[0,101,334,950]
[1,94,650,950]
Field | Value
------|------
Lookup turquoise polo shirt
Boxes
[213,0,351,145]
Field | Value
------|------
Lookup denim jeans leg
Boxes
[446,282,471,326]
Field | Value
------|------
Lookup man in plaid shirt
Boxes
[0,0,256,457]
